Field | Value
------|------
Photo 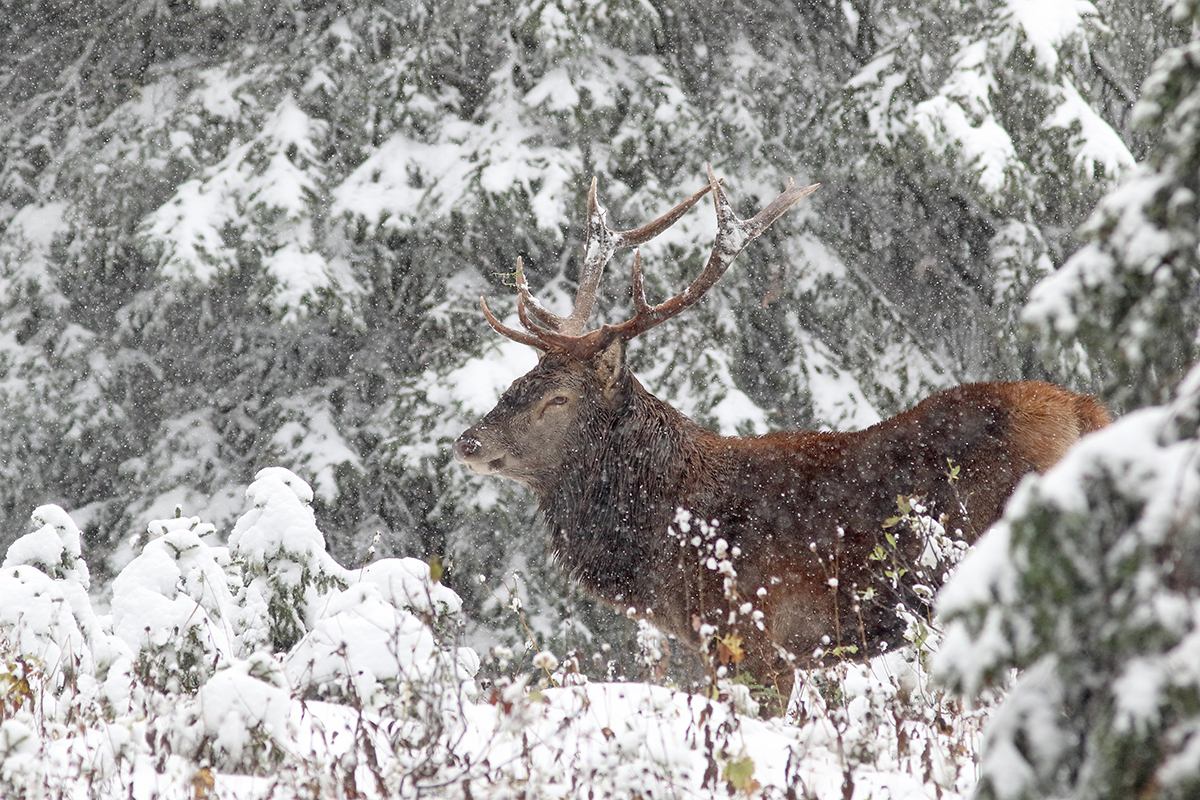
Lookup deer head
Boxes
[454,166,818,488]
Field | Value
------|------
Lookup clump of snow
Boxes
[0,202,70,295]
[524,67,579,111]
[1023,170,1173,339]
[193,66,253,120]
[143,165,242,283]
[270,402,363,504]
[285,561,471,709]
[912,88,1021,199]
[110,512,237,692]
[190,657,297,771]
[1003,0,1101,74]
[845,53,909,146]
[1044,79,1135,179]
[3,504,88,586]
[794,329,883,430]
[703,347,771,436]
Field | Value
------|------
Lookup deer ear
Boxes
[592,339,626,399]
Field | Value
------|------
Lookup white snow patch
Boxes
[913,96,1019,197]
[795,329,882,430]
[1023,170,1171,336]
[524,67,579,111]
[1045,79,1135,178]
[270,404,362,505]
[431,338,539,417]
[1003,0,1100,73]
[194,67,254,120]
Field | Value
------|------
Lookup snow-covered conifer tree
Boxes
[937,6,1200,794]
[1025,0,1200,408]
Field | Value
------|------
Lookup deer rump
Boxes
[454,167,1108,701]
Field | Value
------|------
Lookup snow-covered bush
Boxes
[177,654,297,775]
[1,506,126,713]
[110,512,236,693]
[228,467,349,653]
[285,557,472,710]
[0,467,479,791]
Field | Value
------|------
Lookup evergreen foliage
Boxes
[1026,0,1200,409]
[937,365,1200,800]
[937,5,1200,795]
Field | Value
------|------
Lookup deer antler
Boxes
[480,178,715,347]
[481,165,819,360]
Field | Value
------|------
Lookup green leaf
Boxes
[723,755,757,791]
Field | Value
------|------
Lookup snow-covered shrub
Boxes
[0,506,126,711]
[174,654,297,775]
[937,364,1200,800]
[789,643,997,800]
[110,511,237,693]
[3,505,89,585]
[0,467,485,790]
[229,467,348,653]
[0,507,136,798]
[285,558,472,710]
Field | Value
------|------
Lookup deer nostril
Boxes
[454,436,482,462]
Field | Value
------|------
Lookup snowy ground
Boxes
[0,468,995,798]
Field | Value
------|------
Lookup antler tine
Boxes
[544,177,716,335]
[479,257,561,348]
[630,250,651,317]
[480,295,549,351]
[542,177,608,335]
[614,180,718,248]
[596,164,819,348]
[479,167,816,361]
[481,177,717,343]
[507,256,565,336]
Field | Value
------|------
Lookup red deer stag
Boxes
[454,166,1108,701]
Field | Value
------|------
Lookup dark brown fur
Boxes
[455,346,1109,700]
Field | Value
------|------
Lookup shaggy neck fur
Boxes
[537,377,709,605]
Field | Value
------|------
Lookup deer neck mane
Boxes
[539,377,708,601]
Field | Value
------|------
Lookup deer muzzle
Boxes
[453,435,482,461]
[453,429,510,477]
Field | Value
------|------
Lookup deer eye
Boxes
[548,395,569,406]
